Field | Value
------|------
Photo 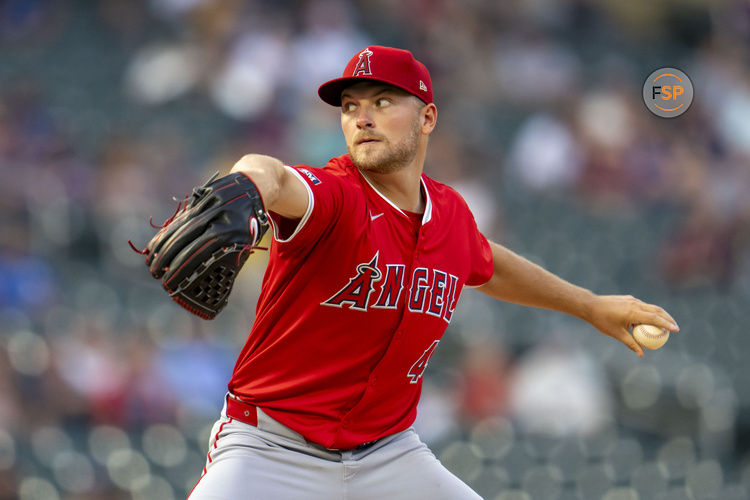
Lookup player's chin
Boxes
[350,151,379,169]
[350,149,402,174]
[356,160,400,174]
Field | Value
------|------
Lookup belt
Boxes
[226,396,258,426]
[225,396,378,451]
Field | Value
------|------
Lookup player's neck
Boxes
[358,163,425,213]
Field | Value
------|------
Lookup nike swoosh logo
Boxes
[370,212,384,221]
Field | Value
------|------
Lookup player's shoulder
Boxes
[288,154,357,185]
[422,174,471,209]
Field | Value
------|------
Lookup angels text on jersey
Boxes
[322,252,458,324]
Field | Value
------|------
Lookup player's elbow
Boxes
[233,154,285,182]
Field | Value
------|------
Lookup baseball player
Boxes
[175,46,679,499]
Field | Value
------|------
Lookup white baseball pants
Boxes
[188,396,482,500]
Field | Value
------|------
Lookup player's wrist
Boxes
[573,289,598,324]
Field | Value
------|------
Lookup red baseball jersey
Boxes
[228,154,494,449]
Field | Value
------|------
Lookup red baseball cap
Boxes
[318,46,433,106]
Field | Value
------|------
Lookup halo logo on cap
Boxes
[352,49,373,77]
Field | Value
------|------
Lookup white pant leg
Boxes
[346,428,483,500]
[188,401,482,500]
[188,406,344,500]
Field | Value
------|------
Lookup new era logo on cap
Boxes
[318,46,433,106]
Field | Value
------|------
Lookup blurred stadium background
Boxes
[1,0,750,499]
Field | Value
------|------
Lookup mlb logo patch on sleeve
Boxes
[299,168,322,185]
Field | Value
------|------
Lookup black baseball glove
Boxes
[131,172,269,319]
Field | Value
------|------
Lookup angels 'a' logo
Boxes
[323,253,382,311]
[352,48,374,77]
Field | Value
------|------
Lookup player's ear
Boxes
[420,103,437,135]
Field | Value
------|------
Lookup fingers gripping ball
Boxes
[132,172,269,319]
[632,324,669,350]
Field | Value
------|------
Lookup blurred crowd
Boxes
[2,0,750,498]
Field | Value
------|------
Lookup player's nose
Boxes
[355,107,375,129]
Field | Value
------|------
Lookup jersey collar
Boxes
[420,176,433,224]
[356,169,433,225]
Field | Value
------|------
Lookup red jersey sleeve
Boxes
[267,162,349,247]
[447,186,493,287]
[466,222,494,287]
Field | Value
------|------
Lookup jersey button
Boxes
[369,376,377,387]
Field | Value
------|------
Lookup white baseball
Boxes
[632,324,669,350]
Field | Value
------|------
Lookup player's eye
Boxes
[376,97,390,107]
[342,101,356,113]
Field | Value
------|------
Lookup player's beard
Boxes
[348,119,421,174]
